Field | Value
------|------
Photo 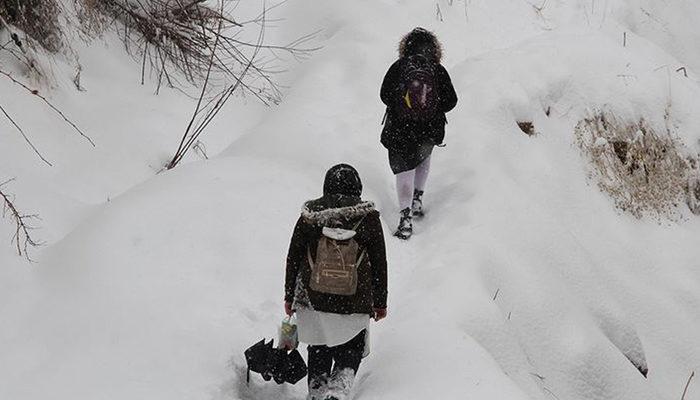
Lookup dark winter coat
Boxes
[380,29,458,174]
[285,165,388,315]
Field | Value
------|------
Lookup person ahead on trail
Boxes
[285,164,388,400]
[380,27,458,240]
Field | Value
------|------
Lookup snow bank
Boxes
[2,0,700,399]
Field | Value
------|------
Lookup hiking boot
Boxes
[323,368,354,400]
[393,207,413,240]
[412,189,425,218]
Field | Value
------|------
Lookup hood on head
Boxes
[398,27,442,62]
[301,164,374,226]
[323,164,362,197]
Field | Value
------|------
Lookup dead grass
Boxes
[575,110,698,219]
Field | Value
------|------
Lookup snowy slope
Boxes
[2,1,700,400]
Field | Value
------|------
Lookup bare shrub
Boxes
[3,0,317,170]
[80,0,226,89]
[78,0,318,100]
[0,0,63,52]
[76,0,319,170]
[575,110,695,219]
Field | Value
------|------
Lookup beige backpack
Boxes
[307,218,366,296]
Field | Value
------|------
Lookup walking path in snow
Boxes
[2,1,700,400]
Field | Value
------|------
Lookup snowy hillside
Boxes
[2,1,700,400]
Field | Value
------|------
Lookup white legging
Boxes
[396,155,431,210]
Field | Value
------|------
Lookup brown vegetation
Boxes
[575,110,698,219]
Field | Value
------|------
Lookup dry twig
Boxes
[165,1,270,170]
[0,179,42,261]
[82,0,319,100]
[681,371,695,400]
[0,69,94,146]
[0,103,52,166]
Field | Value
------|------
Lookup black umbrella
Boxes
[283,349,308,384]
[244,338,308,385]
[244,339,271,379]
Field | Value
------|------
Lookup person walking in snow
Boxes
[284,164,388,400]
[380,27,458,239]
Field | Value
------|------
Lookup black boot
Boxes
[412,189,424,218]
[393,207,413,240]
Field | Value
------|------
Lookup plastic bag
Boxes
[278,316,298,350]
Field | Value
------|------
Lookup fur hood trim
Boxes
[398,28,443,62]
[301,200,376,226]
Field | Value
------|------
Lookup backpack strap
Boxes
[352,214,368,231]
[356,249,367,267]
[352,215,368,265]
[307,246,315,270]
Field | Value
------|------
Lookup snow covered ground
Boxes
[2,1,700,399]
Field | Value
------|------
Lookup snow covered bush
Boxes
[76,0,315,99]
[78,0,228,87]
[0,0,63,52]
[75,0,318,170]
[575,111,694,219]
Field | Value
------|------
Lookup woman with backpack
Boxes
[285,164,388,400]
[380,27,458,239]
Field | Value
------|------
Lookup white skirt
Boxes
[296,308,370,355]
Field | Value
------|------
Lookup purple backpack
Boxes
[397,54,439,121]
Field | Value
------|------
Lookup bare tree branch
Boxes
[167,11,224,169]
[82,0,318,100]
[681,371,695,400]
[0,179,43,262]
[0,69,95,147]
[165,1,270,170]
[0,102,52,166]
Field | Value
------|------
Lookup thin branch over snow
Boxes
[681,371,695,400]
[0,69,94,147]
[0,103,52,166]
[165,1,280,170]
[0,64,93,165]
[0,179,43,261]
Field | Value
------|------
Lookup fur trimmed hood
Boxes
[398,27,442,62]
[301,199,376,226]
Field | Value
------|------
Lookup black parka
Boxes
[285,165,388,315]
[380,29,458,174]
